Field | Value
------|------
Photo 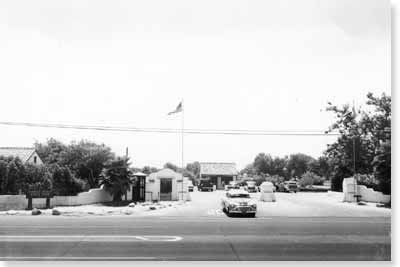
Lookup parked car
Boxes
[277,181,299,193]
[187,181,194,192]
[221,189,257,217]
[225,181,240,191]
[198,180,215,192]
[244,181,258,193]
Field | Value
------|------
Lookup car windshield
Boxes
[229,194,250,198]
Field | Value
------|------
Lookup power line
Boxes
[0,121,339,136]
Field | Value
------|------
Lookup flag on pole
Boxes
[167,102,183,115]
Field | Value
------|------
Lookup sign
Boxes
[26,189,53,198]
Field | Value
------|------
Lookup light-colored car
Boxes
[221,189,257,217]
[278,181,299,193]
[244,181,258,193]
[225,181,240,191]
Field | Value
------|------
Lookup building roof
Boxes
[200,162,238,176]
[0,147,37,162]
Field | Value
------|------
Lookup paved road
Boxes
[0,215,390,261]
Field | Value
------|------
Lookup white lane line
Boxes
[0,235,182,242]
[0,256,158,260]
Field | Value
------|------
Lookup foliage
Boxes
[356,174,379,191]
[325,93,391,192]
[298,171,324,188]
[141,166,159,174]
[23,163,53,194]
[35,139,115,188]
[50,164,84,196]
[286,153,316,178]
[99,157,133,202]
[163,162,179,172]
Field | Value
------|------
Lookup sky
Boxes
[0,0,390,169]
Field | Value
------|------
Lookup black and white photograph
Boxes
[0,0,393,262]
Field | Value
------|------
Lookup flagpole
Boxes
[181,99,184,201]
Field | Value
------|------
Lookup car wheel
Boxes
[226,208,231,217]
[249,213,256,218]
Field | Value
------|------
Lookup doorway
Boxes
[160,178,172,201]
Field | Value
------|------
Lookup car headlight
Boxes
[229,204,237,209]
[251,204,257,209]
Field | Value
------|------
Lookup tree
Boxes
[286,153,315,178]
[35,139,115,188]
[141,166,159,174]
[50,164,84,196]
[325,93,390,192]
[253,153,274,175]
[99,157,133,202]
[163,162,179,172]
[186,162,200,179]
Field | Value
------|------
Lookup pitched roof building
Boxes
[0,147,43,164]
[199,162,238,190]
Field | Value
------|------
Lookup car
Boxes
[225,181,240,191]
[221,189,257,217]
[187,181,194,192]
[244,181,258,193]
[277,181,299,193]
[198,180,214,192]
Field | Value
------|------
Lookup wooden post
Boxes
[27,197,32,210]
[46,197,50,209]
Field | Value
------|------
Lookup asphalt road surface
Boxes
[0,215,390,261]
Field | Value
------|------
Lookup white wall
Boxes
[0,195,27,210]
[342,177,391,204]
[0,185,114,211]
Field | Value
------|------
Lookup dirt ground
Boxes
[0,189,391,217]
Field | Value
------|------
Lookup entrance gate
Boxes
[160,178,172,201]
[132,176,146,202]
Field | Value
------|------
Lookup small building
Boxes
[199,162,238,190]
[145,168,190,202]
[0,147,43,165]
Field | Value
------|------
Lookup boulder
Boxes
[149,206,156,210]
[31,208,41,216]
[52,209,61,216]
[128,203,136,208]
[6,210,17,215]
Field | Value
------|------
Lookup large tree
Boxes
[325,93,391,192]
[286,153,316,179]
[35,139,115,188]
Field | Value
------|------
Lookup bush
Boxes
[357,174,379,191]
[50,164,84,196]
[265,175,285,186]
[299,171,324,188]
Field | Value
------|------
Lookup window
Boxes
[33,156,37,164]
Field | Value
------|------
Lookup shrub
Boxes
[50,164,84,196]
[357,174,379,191]
[299,171,324,188]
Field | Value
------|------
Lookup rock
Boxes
[149,206,156,210]
[52,209,61,216]
[357,201,367,206]
[128,203,136,208]
[31,208,41,215]
[6,210,17,215]
[123,210,133,215]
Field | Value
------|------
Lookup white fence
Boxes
[342,177,391,204]
[0,185,115,211]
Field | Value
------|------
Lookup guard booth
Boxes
[131,172,146,202]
